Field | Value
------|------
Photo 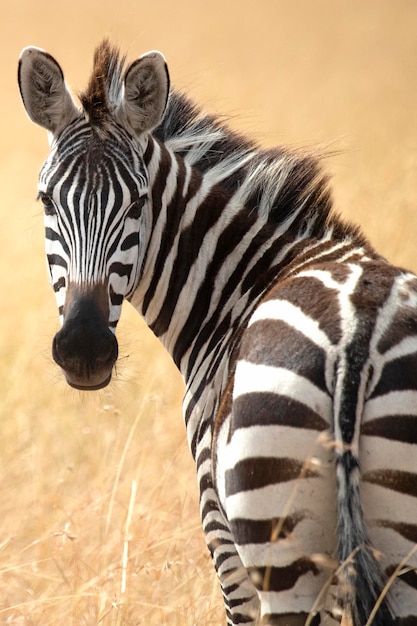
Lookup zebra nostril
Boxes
[97,331,118,367]
[53,323,117,363]
[52,334,64,368]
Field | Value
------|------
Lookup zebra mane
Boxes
[79,41,364,243]
[154,91,254,166]
[79,39,126,125]
[154,91,365,243]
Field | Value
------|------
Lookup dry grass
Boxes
[0,302,222,624]
[2,1,417,623]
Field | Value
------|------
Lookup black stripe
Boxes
[213,549,239,571]
[248,557,319,592]
[221,582,240,596]
[56,159,82,259]
[258,273,342,346]
[262,613,320,626]
[225,611,253,624]
[104,159,133,226]
[184,393,197,427]
[231,513,305,545]
[242,318,328,391]
[227,597,254,611]
[120,232,139,251]
[203,518,232,537]
[105,227,124,263]
[377,309,417,357]
[47,253,67,269]
[370,353,417,398]
[108,262,132,279]
[196,445,211,468]
[45,226,61,242]
[375,520,417,544]
[362,415,417,444]
[233,393,328,431]
[385,565,417,591]
[53,276,66,293]
[363,469,417,497]
[225,457,318,497]
[145,139,171,229]
[110,288,124,306]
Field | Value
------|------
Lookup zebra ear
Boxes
[18,46,79,138]
[116,51,170,137]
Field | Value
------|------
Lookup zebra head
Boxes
[18,42,170,389]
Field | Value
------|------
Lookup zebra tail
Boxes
[337,451,395,626]
[335,443,395,624]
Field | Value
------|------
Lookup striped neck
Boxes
[130,126,365,385]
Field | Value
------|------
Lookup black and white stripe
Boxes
[19,41,417,624]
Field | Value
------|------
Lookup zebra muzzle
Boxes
[52,290,118,390]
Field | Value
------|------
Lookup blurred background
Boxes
[1,1,417,623]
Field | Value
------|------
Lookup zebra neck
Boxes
[131,137,248,366]
[131,135,361,388]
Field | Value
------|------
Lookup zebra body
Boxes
[18,41,417,624]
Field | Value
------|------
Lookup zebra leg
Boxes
[220,360,339,625]
[200,422,260,624]
[212,535,261,626]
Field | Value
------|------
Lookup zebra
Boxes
[18,39,417,625]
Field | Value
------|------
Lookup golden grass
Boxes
[0,303,223,624]
[2,1,417,623]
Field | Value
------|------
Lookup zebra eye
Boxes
[39,193,55,216]
[126,196,146,220]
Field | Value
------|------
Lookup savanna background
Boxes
[1,1,417,624]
